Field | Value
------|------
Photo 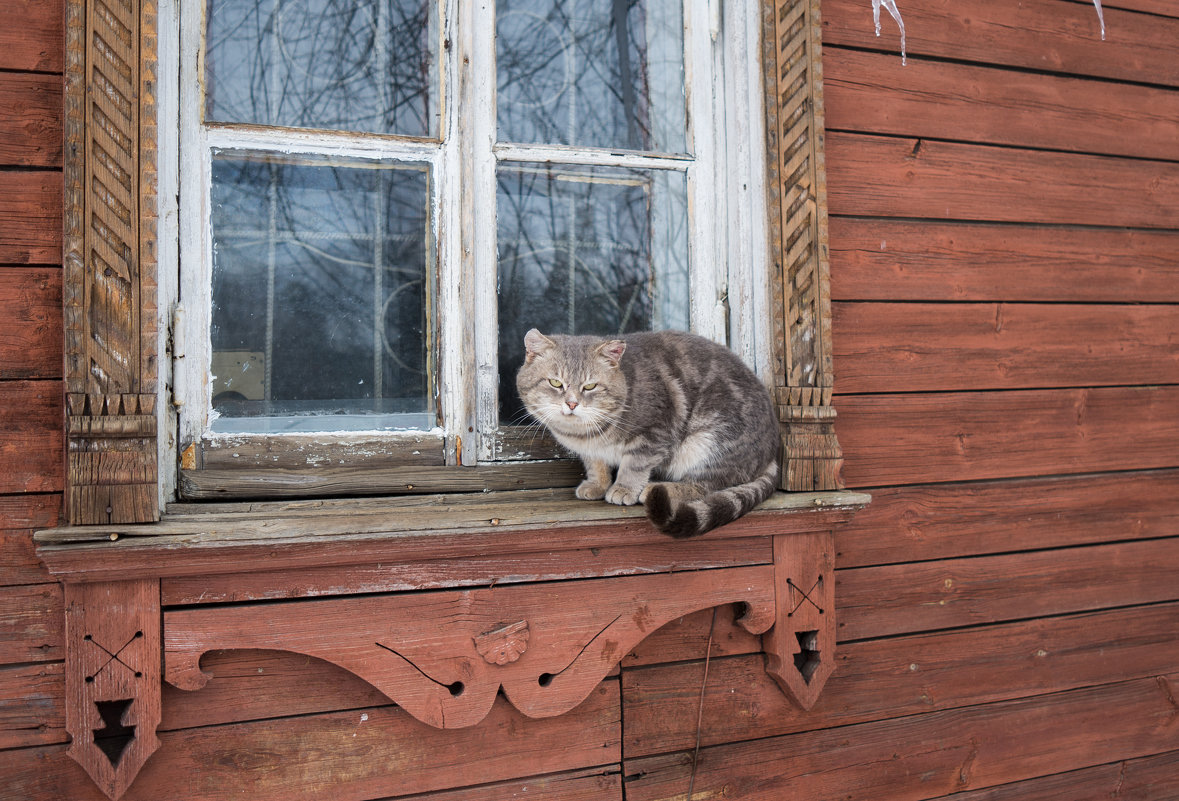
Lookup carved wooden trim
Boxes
[764,0,844,491]
[64,0,159,524]
[64,579,162,800]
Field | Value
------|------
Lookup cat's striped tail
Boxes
[643,461,779,538]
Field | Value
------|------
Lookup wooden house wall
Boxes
[2,0,1179,799]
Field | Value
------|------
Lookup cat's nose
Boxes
[566,400,579,410]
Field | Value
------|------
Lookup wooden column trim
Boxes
[63,0,160,524]
[764,0,844,490]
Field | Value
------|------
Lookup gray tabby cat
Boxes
[517,328,780,537]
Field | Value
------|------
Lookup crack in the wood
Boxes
[1157,674,1179,715]
[374,642,465,699]
[542,613,624,685]
[957,737,979,787]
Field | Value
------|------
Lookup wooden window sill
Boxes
[34,488,868,800]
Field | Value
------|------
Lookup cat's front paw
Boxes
[575,480,609,500]
[604,483,644,506]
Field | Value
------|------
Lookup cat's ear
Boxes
[595,339,627,368]
[524,329,556,364]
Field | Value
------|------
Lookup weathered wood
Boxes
[64,579,161,800]
[824,48,1179,161]
[835,470,1179,568]
[0,170,61,265]
[836,386,1179,487]
[0,267,62,379]
[838,537,1179,640]
[833,302,1179,393]
[179,461,583,500]
[0,661,65,750]
[0,583,62,663]
[0,380,63,494]
[622,602,1179,756]
[194,432,446,470]
[0,0,63,72]
[623,672,1179,801]
[827,132,1179,229]
[0,494,61,532]
[164,568,777,729]
[0,682,621,801]
[161,537,773,605]
[828,219,1179,303]
[63,0,159,524]
[392,766,623,801]
[924,750,1179,801]
[36,490,866,583]
[0,529,54,586]
[0,73,64,167]
[821,0,1179,88]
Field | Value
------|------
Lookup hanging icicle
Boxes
[872,0,907,65]
[1092,0,1106,40]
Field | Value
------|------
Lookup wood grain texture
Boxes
[622,602,1179,756]
[826,132,1179,229]
[0,682,620,801]
[838,537,1179,640]
[0,0,63,72]
[828,218,1179,303]
[0,380,63,494]
[834,470,1179,568]
[0,529,54,586]
[821,0,1179,87]
[0,170,62,265]
[836,386,1179,487]
[0,267,62,379]
[0,73,64,167]
[0,661,64,750]
[825,48,1179,161]
[0,583,62,663]
[832,302,1179,393]
[0,494,60,532]
[624,672,1179,801]
[391,766,623,801]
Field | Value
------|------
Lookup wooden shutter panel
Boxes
[764,0,844,491]
[64,0,159,524]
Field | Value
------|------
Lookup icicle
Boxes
[872,0,907,65]
[1092,0,1106,40]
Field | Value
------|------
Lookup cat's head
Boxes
[516,329,628,436]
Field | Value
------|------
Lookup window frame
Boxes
[63,0,840,524]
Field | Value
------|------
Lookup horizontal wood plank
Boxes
[1,682,620,801]
[0,0,62,72]
[0,381,63,494]
[824,48,1179,161]
[836,386,1179,487]
[923,750,1179,801]
[0,73,63,167]
[828,219,1179,303]
[0,170,61,265]
[832,302,1179,393]
[0,493,60,532]
[834,470,1179,568]
[838,536,1179,640]
[0,530,52,586]
[393,766,623,801]
[821,0,1179,87]
[0,583,61,663]
[624,672,1179,801]
[622,602,1179,756]
[0,267,61,379]
[826,133,1179,229]
[0,661,63,749]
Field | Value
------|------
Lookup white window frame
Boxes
[160,0,770,493]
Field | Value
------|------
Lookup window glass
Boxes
[205,0,438,137]
[496,0,686,152]
[208,153,434,432]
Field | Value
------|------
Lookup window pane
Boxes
[209,153,433,432]
[496,0,686,151]
[496,162,688,420]
[205,0,437,137]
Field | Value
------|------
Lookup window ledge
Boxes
[35,488,868,800]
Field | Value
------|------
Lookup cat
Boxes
[516,328,780,538]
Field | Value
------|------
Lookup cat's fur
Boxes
[516,328,780,537]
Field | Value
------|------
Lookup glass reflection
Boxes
[496,162,689,420]
[209,153,433,432]
[496,0,686,151]
[205,0,438,137]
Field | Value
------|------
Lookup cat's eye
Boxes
[548,378,563,389]
[583,383,598,391]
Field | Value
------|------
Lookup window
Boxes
[170,0,771,493]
